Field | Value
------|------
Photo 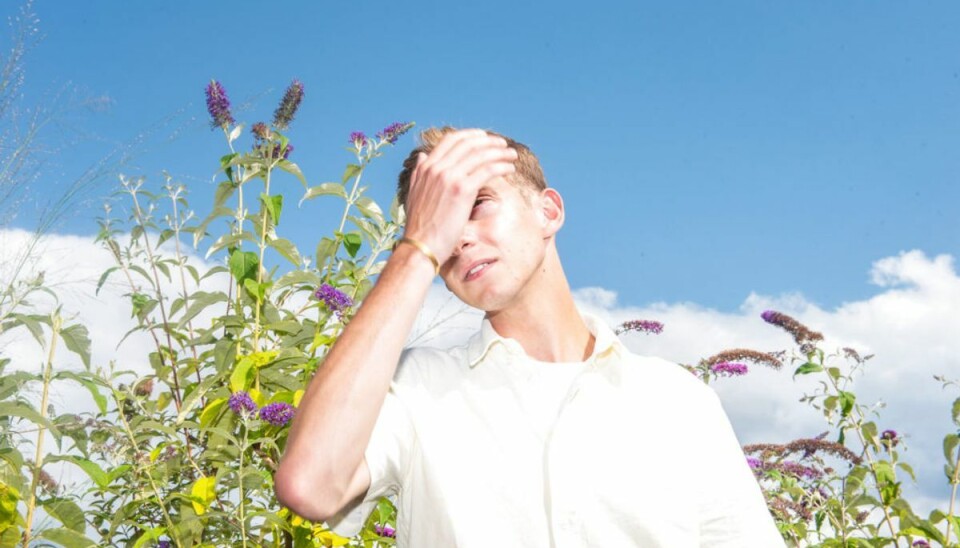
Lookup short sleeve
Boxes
[697,387,786,547]
[327,384,416,537]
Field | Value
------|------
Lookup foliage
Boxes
[661,310,959,547]
[1,78,408,547]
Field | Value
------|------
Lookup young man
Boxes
[276,128,784,546]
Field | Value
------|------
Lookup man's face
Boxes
[438,177,549,312]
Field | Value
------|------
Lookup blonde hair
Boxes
[396,126,546,208]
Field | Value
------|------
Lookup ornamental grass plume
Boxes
[228,391,258,416]
[615,319,664,335]
[205,80,235,130]
[377,122,414,144]
[315,283,353,316]
[703,348,782,370]
[273,79,304,130]
[761,310,824,345]
[260,402,295,427]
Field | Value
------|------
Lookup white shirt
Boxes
[330,313,784,547]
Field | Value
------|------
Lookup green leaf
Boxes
[260,193,284,226]
[897,461,917,481]
[54,371,107,414]
[343,232,362,258]
[35,527,97,548]
[355,196,384,224]
[213,180,237,209]
[0,402,53,431]
[200,397,227,428]
[60,324,91,368]
[944,433,959,463]
[191,476,217,515]
[793,362,823,377]
[838,390,856,418]
[316,236,337,266]
[43,499,86,533]
[205,231,256,259]
[275,269,321,290]
[953,397,960,427]
[131,526,166,548]
[96,266,119,295]
[301,182,347,204]
[192,206,235,248]
[277,158,307,187]
[229,249,259,284]
[176,291,229,330]
[341,163,362,184]
[230,356,256,393]
[176,376,219,426]
[10,313,47,348]
[268,237,302,266]
[46,455,108,490]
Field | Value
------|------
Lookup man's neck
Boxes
[485,256,594,364]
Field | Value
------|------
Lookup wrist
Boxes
[390,239,439,279]
[393,237,440,276]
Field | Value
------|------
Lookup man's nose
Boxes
[451,226,476,257]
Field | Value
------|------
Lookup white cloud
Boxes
[2,230,957,519]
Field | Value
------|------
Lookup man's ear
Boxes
[539,188,564,237]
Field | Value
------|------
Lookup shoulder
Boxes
[616,350,714,401]
[391,342,472,389]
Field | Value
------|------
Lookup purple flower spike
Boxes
[315,283,353,316]
[746,456,762,470]
[615,319,664,336]
[913,540,931,547]
[205,80,235,130]
[377,122,414,144]
[709,362,749,377]
[228,391,258,416]
[158,541,172,548]
[273,79,304,130]
[350,131,368,147]
[374,524,396,538]
[259,402,295,427]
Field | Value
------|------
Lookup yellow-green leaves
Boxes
[190,476,217,516]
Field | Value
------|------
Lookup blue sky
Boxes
[10,0,960,311]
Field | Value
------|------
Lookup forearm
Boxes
[276,243,434,512]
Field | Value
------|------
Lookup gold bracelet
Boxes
[393,236,440,275]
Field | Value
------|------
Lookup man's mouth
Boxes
[464,260,495,281]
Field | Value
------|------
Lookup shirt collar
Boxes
[466,311,624,368]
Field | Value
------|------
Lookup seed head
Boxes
[273,79,304,130]
[761,310,824,346]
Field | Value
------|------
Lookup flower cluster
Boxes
[315,283,353,316]
[228,391,258,416]
[760,310,824,346]
[205,80,235,130]
[273,79,304,130]
[374,524,396,538]
[270,143,293,160]
[259,402,295,427]
[703,348,782,370]
[252,121,271,141]
[377,121,414,144]
[350,131,368,147]
[912,540,931,547]
[880,429,899,449]
[709,361,748,377]
[614,319,664,335]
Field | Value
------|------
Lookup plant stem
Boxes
[944,449,960,544]
[238,422,249,548]
[20,315,58,548]
[252,164,272,350]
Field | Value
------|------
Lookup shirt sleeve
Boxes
[326,383,416,537]
[696,387,786,547]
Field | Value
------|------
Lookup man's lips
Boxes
[463,259,496,281]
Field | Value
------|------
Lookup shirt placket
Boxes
[542,352,615,547]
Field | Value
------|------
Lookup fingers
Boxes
[414,130,517,193]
